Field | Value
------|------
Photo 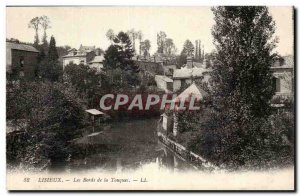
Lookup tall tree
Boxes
[28,17,40,46]
[106,29,115,43]
[48,36,59,61]
[104,31,139,86]
[127,29,138,53]
[192,6,277,167]
[211,6,276,118]
[195,40,198,60]
[157,31,167,54]
[181,39,194,56]
[141,39,151,58]
[137,31,143,55]
[165,38,176,56]
[39,36,61,81]
[40,15,51,48]
[178,39,194,65]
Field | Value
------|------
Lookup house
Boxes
[6,41,39,80]
[155,75,173,93]
[172,57,211,91]
[88,55,104,72]
[160,83,207,136]
[163,64,177,76]
[62,45,97,69]
[271,55,294,97]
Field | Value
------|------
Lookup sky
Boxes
[6,6,294,56]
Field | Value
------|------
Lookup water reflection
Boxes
[67,118,196,173]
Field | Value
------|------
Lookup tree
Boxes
[106,29,115,43]
[7,81,87,168]
[165,38,176,56]
[48,36,59,61]
[178,40,195,66]
[198,6,277,167]
[141,39,151,58]
[104,32,135,70]
[211,6,276,118]
[182,40,195,56]
[157,31,167,54]
[103,31,140,86]
[137,31,143,55]
[40,15,51,49]
[28,17,40,46]
[64,64,100,93]
[127,29,138,53]
[39,36,61,81]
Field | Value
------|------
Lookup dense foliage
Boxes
[38,36,62,82]
[103,31,140,86]
[7,81,87,169]
[176,6,294,169]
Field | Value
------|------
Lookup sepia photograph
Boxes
[5,6,295,191]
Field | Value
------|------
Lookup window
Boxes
[273,77,281,93]
[19,56,24,68]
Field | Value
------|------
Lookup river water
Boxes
[67,118,196,173]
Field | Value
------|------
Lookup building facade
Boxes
[172,57,211,92]
[271,55,294,97]
[6,41,39,80]
[62,45,97,69]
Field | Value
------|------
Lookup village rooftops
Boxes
[6,42,39,53]
[173,67,210,79]
[79,45,95,52]
[63,45,96,58]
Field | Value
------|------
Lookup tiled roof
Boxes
[173,67,208,79]
[155,75,173,82]
[79,45,95,52]
[6,42,39,53]
[89,55,104,63]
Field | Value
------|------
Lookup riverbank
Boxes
[157,130,218,171]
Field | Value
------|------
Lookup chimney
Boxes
[95,48,101,56]
[186,56,193,69]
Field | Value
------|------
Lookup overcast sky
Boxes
[6,6,293,56]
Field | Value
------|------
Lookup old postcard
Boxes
[6,6,295,191]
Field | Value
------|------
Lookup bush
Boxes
[187,109,294,169]
[7,81,87,169]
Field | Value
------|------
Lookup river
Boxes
[66,118,196,173]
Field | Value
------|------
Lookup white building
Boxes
[172,57,211,92]
[271,55,294,97]
[155,75,173,92]
[160,83,207,136]
[88,55,104,72]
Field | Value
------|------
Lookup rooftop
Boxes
[173,83,207,102]
[89,55,104,63]
[79,45,96,52]
[173,67,209,79]
[6,42,39,53]
[155,75,173,82]
[85,109,104,116]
